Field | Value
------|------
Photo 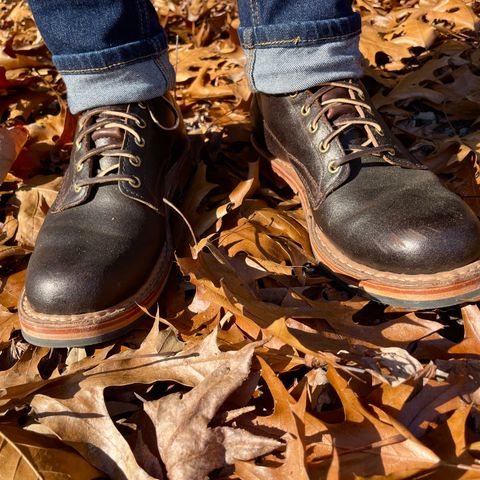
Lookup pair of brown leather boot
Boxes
[19,80,480,347]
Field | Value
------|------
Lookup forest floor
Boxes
[1,0,480,479]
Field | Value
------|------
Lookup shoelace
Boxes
[298,81,396,173]
[72,99,179,192]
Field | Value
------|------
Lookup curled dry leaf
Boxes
[144,344,281,480]
[26,329,267,479]
[306,367,440,479]
[395,359,480,437]
[235,357,310,480]
[0,343,49,389]
[339,346,425,387]
[8,175,62,248]
[0,424,103,480]
[0,310,20,343]
[425,404,480,479]
[449,304,480,355]
[0,127,28,184]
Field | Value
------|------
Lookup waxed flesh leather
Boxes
[253,83,480,274]
[25,95,187,314]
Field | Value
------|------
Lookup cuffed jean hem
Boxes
[58,50,175,114]
[238,14,362,94]
[52,32,168,72]
[243,34,363,94]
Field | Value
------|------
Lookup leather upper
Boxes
[25,94,187,314]
[253,81,480,274]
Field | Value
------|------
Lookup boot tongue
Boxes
[90,111,125,173]
[321,86,367,150]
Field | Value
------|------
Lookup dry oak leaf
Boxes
[288,295,444,350]
[0,126,28,185]
[0,423,102,480]
[306,367,440,479]
[0,343,49,390]
[8,175,62,248]
[338,346,424,387]
[235,357,310,480]
[396,359,480,437]
[0,268,26,310]
[0,310,20,343]
[449,304,480,356]
[424,404,480,479]
[144,343,281,480]
[423,0,479,32]
[27,328,265,479]
[177,247,336,361]
[183,159,259,239]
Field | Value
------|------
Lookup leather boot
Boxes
[19,94,189,347]
[252,80,480,309]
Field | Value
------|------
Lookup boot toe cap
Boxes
[319,188,480,275]
[25,263,112,315]
[371,210,480,273]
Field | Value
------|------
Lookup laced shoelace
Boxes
[297,81,396,173]
[72,99,179,192]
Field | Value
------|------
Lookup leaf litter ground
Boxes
[1,0,480,478]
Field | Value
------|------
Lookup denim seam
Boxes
[153,52,174,87]
[139,0,152,37]
[136,0,145,37]
[59,49,168,74]
[242,29,360,49]
[244,29,257,91]
[252,0,260,25]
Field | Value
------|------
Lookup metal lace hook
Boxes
[148,95,180,131]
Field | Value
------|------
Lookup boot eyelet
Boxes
[75,140,82,151]
[289,92,298,98]
[73,184,82,193]
[327,161,340,174]
[301,105,311,116]
[358,91,365,100]
[309,122,318,134]
[136,118,147,129]
[319,141,330,153]
[376,128,385,136]
[129,176,142,188]
[129,156,142,167]
[138,102,147,109]
[75,162,83,172]
[135,136,145,147]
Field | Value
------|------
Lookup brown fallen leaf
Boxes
[338,346,425,386]
[26,329,268,479]
[144,345,281,480]
[0,269,26,310]
[0,423,103,479]
[0,343,49,389]
[0,126,28,185]
[449,304,480,356]
[178,247,337,360]
[0,310,20,343]
[235,357,310,480]
[424,404,480,479]
[306,367,440,479]
[8,175,62,248]
[396,359,480,437]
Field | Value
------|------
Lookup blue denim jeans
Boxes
[29,0,362,113]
